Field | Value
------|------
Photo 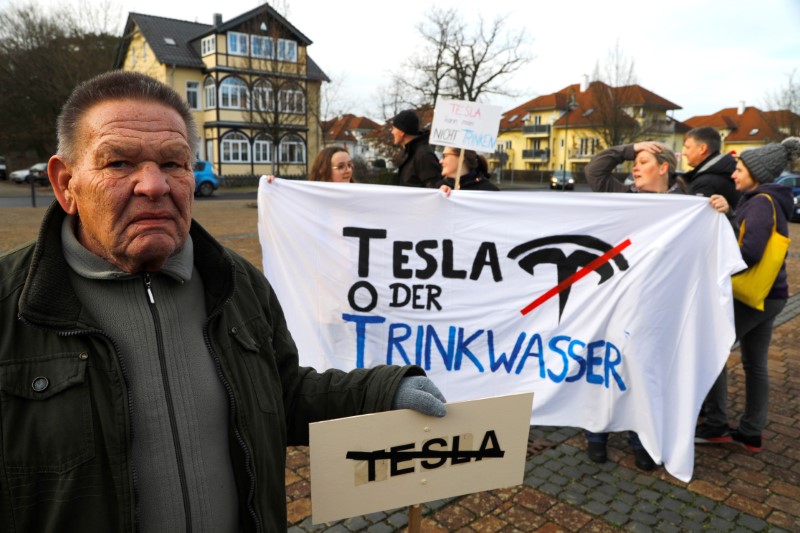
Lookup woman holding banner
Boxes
[309,146,355,183]
[697,137,799,452]
[437,148,499,192]
[582,141,682,471]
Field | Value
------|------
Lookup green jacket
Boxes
[0,202,421,532]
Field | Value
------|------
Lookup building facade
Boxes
[114,5,329,178]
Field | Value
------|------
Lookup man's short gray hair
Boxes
[57,70,200,163]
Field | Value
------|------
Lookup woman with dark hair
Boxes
[309,146,354,183]
[697,137,800,452]
[437,148,499,192]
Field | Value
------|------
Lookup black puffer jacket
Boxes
[684,152,740,207]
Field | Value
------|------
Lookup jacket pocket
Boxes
[229,317,280,415]
[0,353,94,474]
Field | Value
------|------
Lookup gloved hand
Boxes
[391,376,447,417]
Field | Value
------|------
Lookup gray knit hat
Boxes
[739,137,800,183]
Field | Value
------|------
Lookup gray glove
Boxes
[391,376,447,417]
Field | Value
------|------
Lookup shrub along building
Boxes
[114,5,329,179]
[492,78,688,176]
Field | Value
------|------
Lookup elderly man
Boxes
[0,71,445,532]
[682,126,740,207]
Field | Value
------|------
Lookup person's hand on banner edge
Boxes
[262,174,276,183]
[392,376,447,417]
[439,184,452,197]
[709,194,730,214]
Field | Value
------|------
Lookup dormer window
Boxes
[749,128,759,135]
[201,35,216,56]
[164,37,176,45]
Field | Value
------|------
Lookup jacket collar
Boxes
[19,201,236,329]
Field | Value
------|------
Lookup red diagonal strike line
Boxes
[520,238,632,316]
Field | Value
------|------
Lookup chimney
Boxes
[213,13,223,26]
[580,74,589,92]
[738,101,745,115]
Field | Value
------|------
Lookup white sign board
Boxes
[429,99,502,153]
[309,393,533,524]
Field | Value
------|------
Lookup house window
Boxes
[143,44,148,61]
[130,45,137,66]
[579,138,599,156]
[253,80,273,113]
[279,134,305,163]
[279,86,305,113]
[221,132,250,162]
[186,81,200,110]
[201,35,216,56]
[220,77,248,109]
[277,39,297,62]
[254,134,274,163]
[251,35,273,59]
[204,77,216,108]
[228,32,248,56]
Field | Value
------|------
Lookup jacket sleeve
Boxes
[738,195,775,267]
[261,273,424,445]
[585,145,634,193]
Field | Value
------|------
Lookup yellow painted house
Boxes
[494,80,687,174]
[114,5,328,178]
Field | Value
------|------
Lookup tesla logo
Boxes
[508,235,631,320]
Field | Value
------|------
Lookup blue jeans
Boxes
[703,298,786,436]
[585,430,644,450]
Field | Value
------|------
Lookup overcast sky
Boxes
[7,0,800,122]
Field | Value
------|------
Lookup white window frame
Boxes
[277,39,297,62]
[279,134,305,164]
[252,80,273,113]
[251,35,273,59]
[204,78,216,109]
[221,132,250,163]
[186,81,200,110]
[228,31,248,56]
[220,77,248,109]
[254,134,274,163]
[201,35,216,56]
[279,86,305,114]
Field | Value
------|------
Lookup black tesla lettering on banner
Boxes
[345,430,504,482]
[508,235,631,321]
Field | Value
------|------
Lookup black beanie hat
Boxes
[740,137,800,183]
[392,109,420,136]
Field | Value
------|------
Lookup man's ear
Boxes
[48,155,78,214]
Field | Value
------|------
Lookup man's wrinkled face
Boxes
[54,99,195,273]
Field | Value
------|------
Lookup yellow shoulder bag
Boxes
[731,194,791,310]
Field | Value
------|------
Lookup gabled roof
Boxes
[113,10,326,81]
[685,106,785,142]
[116,13,211,69]
[322,114,381,142]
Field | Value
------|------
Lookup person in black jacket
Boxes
[392,109,442,188]
[682,126,740,207]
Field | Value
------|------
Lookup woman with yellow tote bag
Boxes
[697,137,799,453]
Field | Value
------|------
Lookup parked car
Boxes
[10,162,49,185]
[793,192,800,222]
[550,170,575,190]
[777,171,800,196]
[0,156,6,180]
[193,160,219,197]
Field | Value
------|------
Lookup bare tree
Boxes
[765,68,800,137]
[587,43,643,148]
[0,2,119,160]
[393,8,532,107]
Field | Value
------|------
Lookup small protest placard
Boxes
[429,99,502,153]
[309,392,533,524]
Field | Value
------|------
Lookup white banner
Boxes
[257,179,745,481]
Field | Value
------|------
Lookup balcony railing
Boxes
[522,124,551,135]
[522,149,550,160]
[568,149,597,159]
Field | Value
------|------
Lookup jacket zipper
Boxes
[143,273,193,533]
[203,294,264,533]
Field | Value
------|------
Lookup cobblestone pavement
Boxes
[2,190,798,532]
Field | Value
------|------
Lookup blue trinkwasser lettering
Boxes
[341,314,626,391]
